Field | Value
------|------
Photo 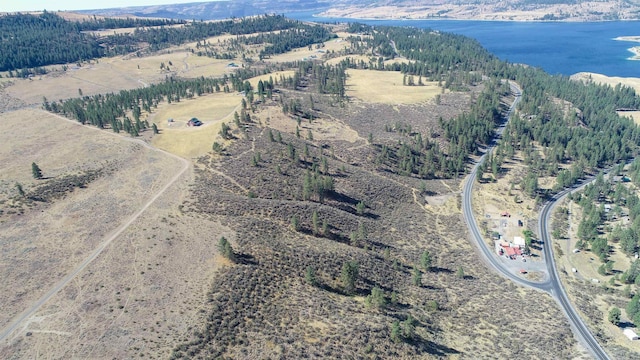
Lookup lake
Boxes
[287,11,640,78]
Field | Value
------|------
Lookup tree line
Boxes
[0,13,315,73]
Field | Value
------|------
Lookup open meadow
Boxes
[346,69,443,104]
[0,109,232,359]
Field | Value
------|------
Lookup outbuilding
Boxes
[624,328,639,340]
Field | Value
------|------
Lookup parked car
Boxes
[187,118,202,127]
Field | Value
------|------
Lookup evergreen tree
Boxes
[365,286,387,309]
[217,236,235,262]
[305,266,317,286]
[31,162,43,179]
[312,210,319,235]
[608,307,621,326]
[420,250,432,271]
[15,182,25,197]
[341,260,359,295]
[412,267,422,287]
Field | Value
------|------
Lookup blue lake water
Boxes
[287,11,640,78]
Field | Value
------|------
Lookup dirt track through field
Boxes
[0,110,190,343]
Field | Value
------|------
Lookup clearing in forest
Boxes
[150,92,241,158]
[346,69,443,104]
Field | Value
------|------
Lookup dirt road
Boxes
[0,111,190,342]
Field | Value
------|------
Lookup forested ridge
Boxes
[341,23,640,187]
[0,13,331,73]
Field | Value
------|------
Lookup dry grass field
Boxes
[0,109,234,359]
[5,50,236,106]
[149,92,241,158]
[263,33,352,63]
[346,69,443,104]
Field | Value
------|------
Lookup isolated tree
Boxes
[219,122,231,139]
[412,267,422,287]
[305,266,317,286]
[356,201,366,215]
[420,250,432,271]
[291,215,301,232]
[152,123,159,134]
[312,210,319,235]
[366,286,387,309]
[457,266,465,279]
[427,300,439,312]
[212,142,223,154]
[217,236,235,262]
[341,260,359,295]
[358,222,367,241]
[390,321,401,343]
[626,293,640,325]
[401,315,416,340]
[608,307,621,326]
[321,219,328,236]
[15,182,25,198]
[31,162,42,179]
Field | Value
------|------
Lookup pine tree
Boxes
[312,210,319,235]
[608,307,621,326]
[412,267,422,287]
[31,162,43,179]
[15,182,25,197]
[305,266,317,286]
[217,236,235,262]
[341,261,359,295]
[420,250,432,271]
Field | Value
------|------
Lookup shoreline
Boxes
[614,37,640,60]
[313,7,640,23]
[312,13,640,23]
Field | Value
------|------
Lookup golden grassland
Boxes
[346,69,443,104]
[263,32,352,63]
[149,92,241,158]
[4,50,236,105]
[246,70,295,89]
[0,108,233,359]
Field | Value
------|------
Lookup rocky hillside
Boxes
[77,0,640,21]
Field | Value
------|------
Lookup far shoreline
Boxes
[309,10,640,23]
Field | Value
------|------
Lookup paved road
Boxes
[0,111,190,343]
[461,83,610,360]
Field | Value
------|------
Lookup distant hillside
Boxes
[77,0,344,20]
[77,0,640,21]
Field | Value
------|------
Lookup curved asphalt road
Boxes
[462,83,610,360]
